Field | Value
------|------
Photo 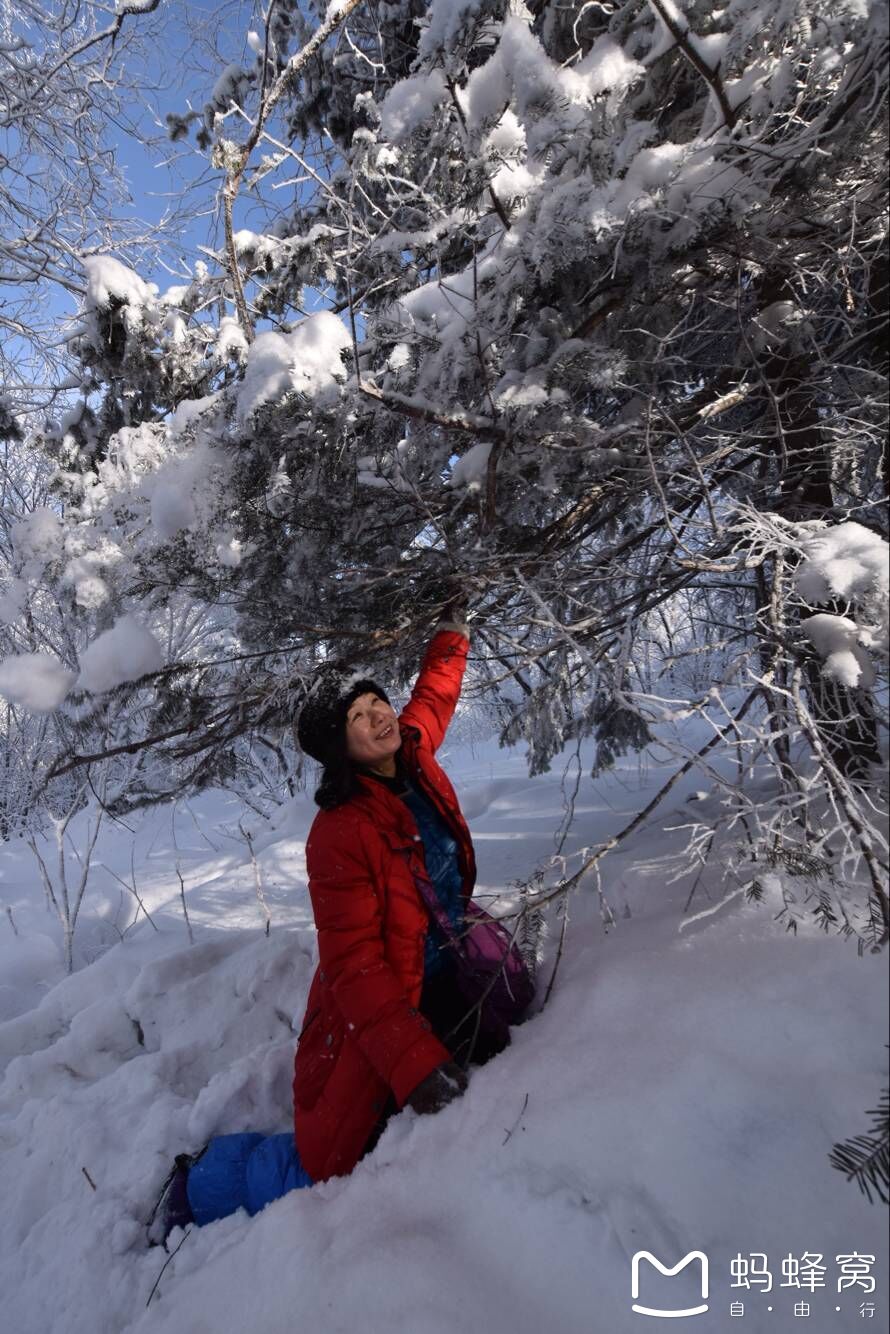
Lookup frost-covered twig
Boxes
[525,689,760,916]
[678,884,748,933]
[239,822,271,936]
[358,383,505,441]
[220,0,367,340]
[788,668,889,941]
[24,2,162,103]
[24,776,105,972]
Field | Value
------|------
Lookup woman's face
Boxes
[344,692,401,772]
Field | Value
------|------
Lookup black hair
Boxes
[314,759,364,810]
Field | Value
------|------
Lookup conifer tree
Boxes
[2,0,887,941]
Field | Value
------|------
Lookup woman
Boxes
[150,610,507,1243]
[293,608,493,1182]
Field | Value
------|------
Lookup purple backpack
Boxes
[413,874,536,1046]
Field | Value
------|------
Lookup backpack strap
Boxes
[400,850,461,945]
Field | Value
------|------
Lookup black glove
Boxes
[441,575,470,626]
[414,561,471,626]
[441,594,469,626]
[406,1060,469,1115]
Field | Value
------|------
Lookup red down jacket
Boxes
[293,627,476,1183]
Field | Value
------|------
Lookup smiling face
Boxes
[344,691,401,775]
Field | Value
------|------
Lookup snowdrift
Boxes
[0,739,886,1334]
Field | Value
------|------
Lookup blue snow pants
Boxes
[186,1133,313,1225]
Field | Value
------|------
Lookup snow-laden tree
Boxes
[0,0,184,410]
[4,0,888,944]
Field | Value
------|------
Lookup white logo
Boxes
[631,1250,710,1318]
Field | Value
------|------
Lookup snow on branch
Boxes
[645,0,737,131]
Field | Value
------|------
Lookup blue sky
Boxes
[4,1,338,400]
[90,2,255,292]
[4,5,236,350]
[46,1,305,315]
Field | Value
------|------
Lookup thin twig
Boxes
[502,1092,530,1145]
[239,822,271,935]
[532,689,761,920]
[788,669,889,940]
[23,0,163,104]
[146,1227,192,1306]
[176,863,194,946]
[220,0,367,341]
[647,0,738,131]
[542,895,569,1008]
[99,854,159,933]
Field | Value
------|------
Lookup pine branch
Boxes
[358,382,506,440]
[829,1086,890,1206]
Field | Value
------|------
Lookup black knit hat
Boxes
[297,668,391,766]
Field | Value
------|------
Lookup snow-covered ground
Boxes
[0,732,886,1334]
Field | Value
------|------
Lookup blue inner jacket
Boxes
[399,779,464,978]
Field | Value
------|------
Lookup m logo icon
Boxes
[631,1250,709,1318]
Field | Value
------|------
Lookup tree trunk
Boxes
[757,272,881,781]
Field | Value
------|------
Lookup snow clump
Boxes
[449,442,492,490]
[236,311,351,422]
[793,521,889,689]
[81,255,157,312]
[418,0,485,60]
[168,394,221,434]
[799,614,876,689]
[216,316,249,365]
[463,22,643,131]
[0,653,75,711]
[379,70,448,143]
[0,581,26,626]
[77,256,161,357]
[11,508,64,569]
[77,615,164,694]
[151,482,197,540]
[62,538,123,610]
[794,521,888,638]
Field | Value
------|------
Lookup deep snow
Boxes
[0,729,886,1334]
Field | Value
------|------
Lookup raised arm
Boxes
[399,620,470,753]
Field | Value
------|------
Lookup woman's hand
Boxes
[406,1060,468,1115]
[441,591,469,626]
[441,574,471,627]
